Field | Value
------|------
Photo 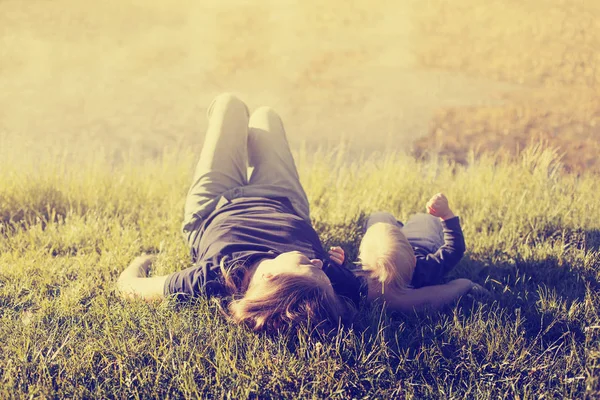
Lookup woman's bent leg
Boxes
[245,106,310,221]
[183,93,250,242]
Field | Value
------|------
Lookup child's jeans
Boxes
[365,211,444,252]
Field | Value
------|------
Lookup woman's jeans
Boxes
[182,93,310,247]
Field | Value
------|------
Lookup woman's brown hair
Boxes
[220,258,354,334]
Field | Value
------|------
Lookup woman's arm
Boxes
[117,255,168,301]
[368,278,483,312]
[324,246,363,308]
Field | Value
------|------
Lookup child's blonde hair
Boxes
[359,222,416,293]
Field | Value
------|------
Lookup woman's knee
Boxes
[207,93,249,120]
[249,106,283,130]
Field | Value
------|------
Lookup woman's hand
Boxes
[467,282,493,302]
[117,254,166,301]
[328,246,345,266]
[426,193,455,220]
[119,254,156,280]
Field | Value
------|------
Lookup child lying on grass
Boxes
[348,193,489,311]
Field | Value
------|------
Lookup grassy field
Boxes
[1,144,599,398]
[2,0,599,397]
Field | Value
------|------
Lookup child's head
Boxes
[359,222,416,292]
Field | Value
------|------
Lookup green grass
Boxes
[1,144,599,398]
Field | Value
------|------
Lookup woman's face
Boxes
[250,251,333,290]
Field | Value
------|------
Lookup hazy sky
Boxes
[0,0,521,158]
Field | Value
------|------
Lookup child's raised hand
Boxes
[328,246,345,266]
[426,193,455,220]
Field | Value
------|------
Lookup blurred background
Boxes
[1,0,598,172]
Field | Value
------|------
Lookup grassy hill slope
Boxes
[1,145,599,398]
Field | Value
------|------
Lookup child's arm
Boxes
[412,193,466,287]
[412,218,466,285]
[369,278,483,311]
[426,193,455,221]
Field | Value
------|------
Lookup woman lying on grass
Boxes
[117,93,361,333]
[356,193,490,310]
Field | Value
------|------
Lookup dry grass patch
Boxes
[414,0,600,173]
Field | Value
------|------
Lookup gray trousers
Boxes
[182,93,310,247]
[365,212,444,254]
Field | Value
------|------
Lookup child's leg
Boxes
[364,212,403,233]
[401,213,444,254]
[243,106,310,221]
[182,93,250,244]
